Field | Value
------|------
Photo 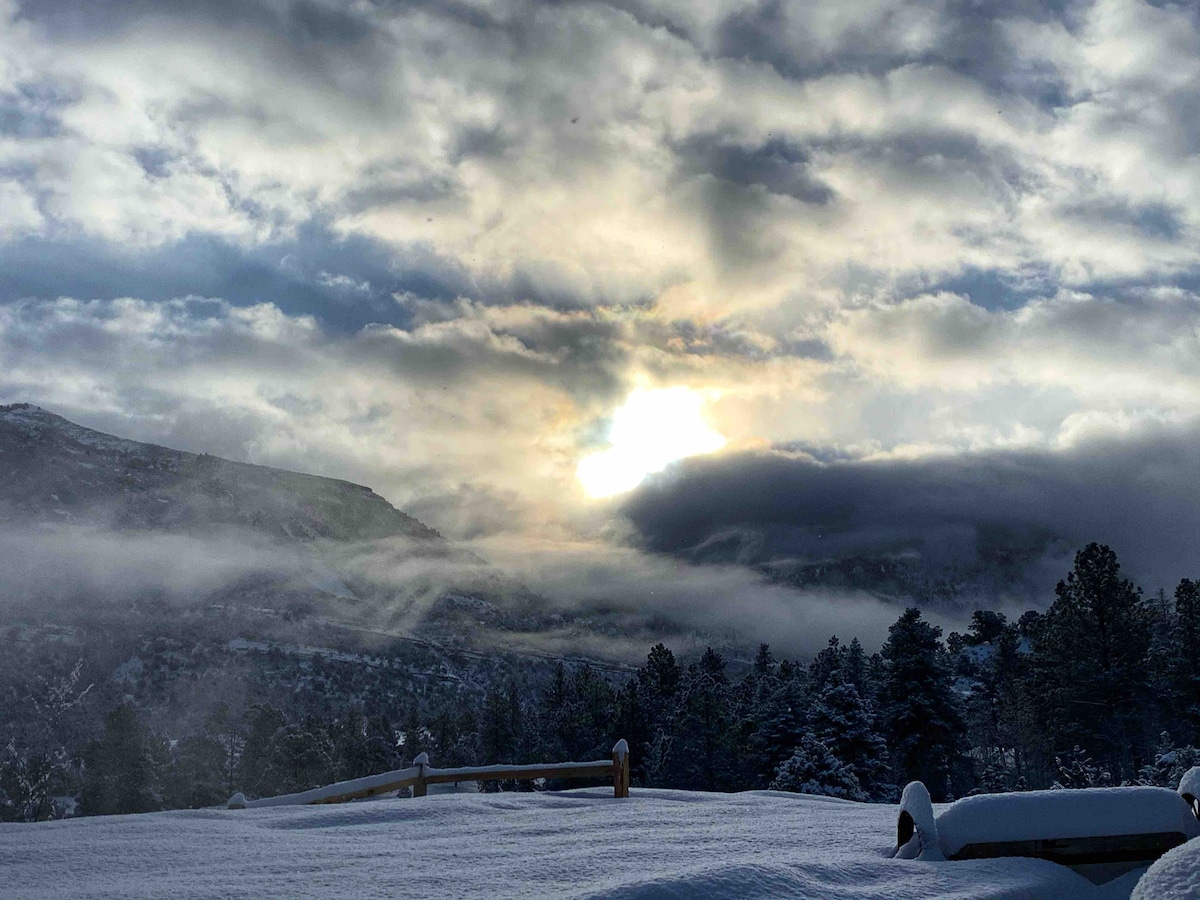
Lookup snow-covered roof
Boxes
[935,787,1200,858]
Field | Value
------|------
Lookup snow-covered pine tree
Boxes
[1174,579,1200,736]
[744,658,808,788]
[753,643,776,679]
[969,762,1009,796]
[1051,745,1113,789]
[879,608,967,801]
[1030,543,1153,780]
[1137,731,1200,789]
[808,679,894,801]
[634,644,683,784]
[843,638,872,701]
[769,732,866,801]
[673,648,734,791]
[808,637,845,696]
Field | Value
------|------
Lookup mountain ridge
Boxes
[0,402,442,544]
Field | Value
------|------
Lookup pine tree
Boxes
[267,717,336,793]
[165,735,226,809]
[539,664,571,759]
[844,638,871,700]
[970,762,1009,795]
[364,715,400,772]
[239,705,286,797]
[205,703,244,797]
[769,732,866,801]
[1174,579,1200,738]
[400,706,426,763]
[880,608,967,800]
[1030,543,1153,778]
[636,644,683,784]
[1051,745,1113,789]
[567,667,616,760]
[481,685,517,765]
[753,644,776,678]
[1137,731,1200,789]
[955,612,1029,790]
[744,661,808,788]
[808,637,845,696]
[674,648,734,791]
[808,679,893,800]
[641,644,682,709]
[79,705,164,815]
[613,678,650,784]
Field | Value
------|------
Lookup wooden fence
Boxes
[228,739,630,809]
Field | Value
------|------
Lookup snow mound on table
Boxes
[936,787,1200,858]
[896,780,944,861]
[1131,837,1200,899]
[1177,765,1200,802]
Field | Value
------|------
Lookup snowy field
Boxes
[0,788,1154,899]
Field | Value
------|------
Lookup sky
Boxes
[3,0,1200,634]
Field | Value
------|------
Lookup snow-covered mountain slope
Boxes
[0,405,647,735]
[0,403,440,542]
[0,788,1146,899]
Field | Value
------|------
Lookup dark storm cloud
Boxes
[622,421,1200,597]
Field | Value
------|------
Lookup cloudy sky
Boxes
[3,0,1200,619]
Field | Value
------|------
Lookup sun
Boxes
[577,387,726,498]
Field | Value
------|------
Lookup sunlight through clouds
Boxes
[576,387,726,498]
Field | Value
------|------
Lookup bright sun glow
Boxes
[577,387,726,498]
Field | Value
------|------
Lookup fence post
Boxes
[413,752,429,798]
[612,739,630,798]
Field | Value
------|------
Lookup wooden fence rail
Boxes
[228,739,630,809]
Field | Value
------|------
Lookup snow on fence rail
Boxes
[228,739,631,809]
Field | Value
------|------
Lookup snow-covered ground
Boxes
[0,789,1158,899]
[1133,834,1200,899]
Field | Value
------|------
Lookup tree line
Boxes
[5,541,1200,820]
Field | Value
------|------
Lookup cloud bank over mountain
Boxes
[623,417,1200,596]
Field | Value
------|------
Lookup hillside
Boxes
[0,402,617,646]
[0,403,440,543]
[0,788,1141,899]
[0,404,648,758]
